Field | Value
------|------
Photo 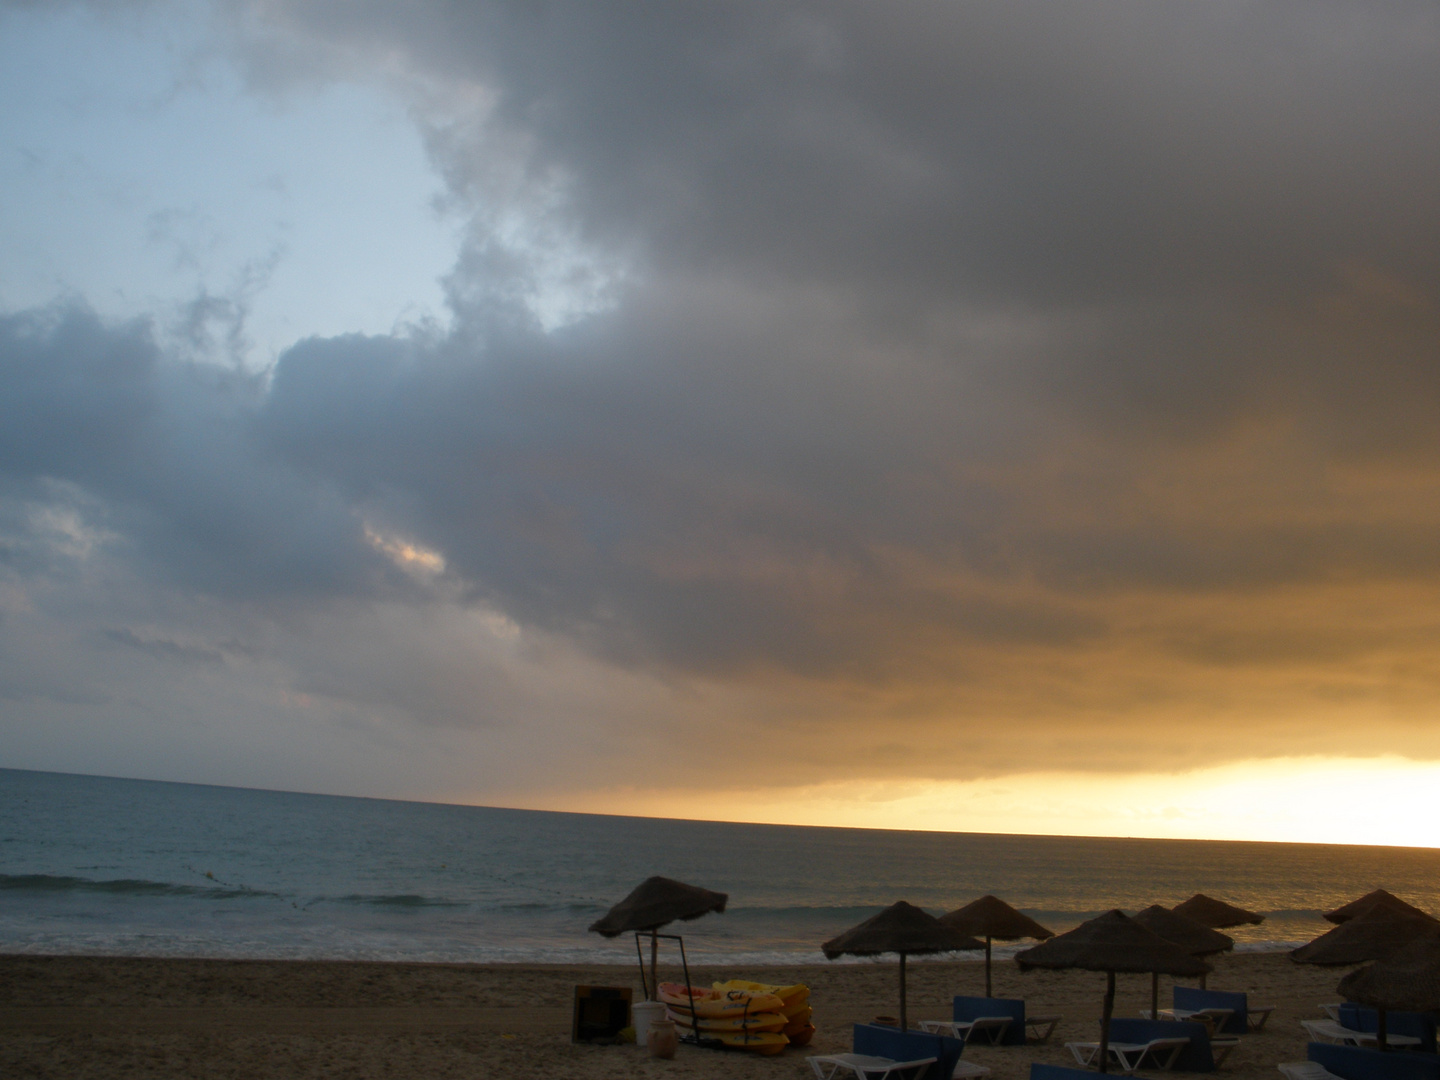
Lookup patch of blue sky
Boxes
[0,1,459,368]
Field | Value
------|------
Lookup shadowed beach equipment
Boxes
[1339,936,1440,1013]
[1015,909,1210,1073]
[822,900,982,1032]
[941,894,1054,998]
[1296,909,1440,1050]
[1326,889,1439,926]
[1171,894,1265,929]
[588,876,727,1001]
[1132,905,1233,1016]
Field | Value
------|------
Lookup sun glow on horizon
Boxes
[520,755,1440,848]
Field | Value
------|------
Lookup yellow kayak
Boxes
[714,978,810,1013]
[782,1005,813,1032]
[785,1022,817,1047]
[690,1030,789,1055]
[668,1009,787,1033]
[714,979,808,1001]
[658,983,785,1018]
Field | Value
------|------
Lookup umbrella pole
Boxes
[1151,971,1159,1019]
[1378,1008,1388,1052]
[1099,970,1115,1074]
[634,932,649,1000]
[650,931,659,1001]
[900,952,908,1031]
[985,936,993,998]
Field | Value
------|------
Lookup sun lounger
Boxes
[947,995,1045,1046]
[1211,1037,1242,1067]
[1174,986,1265,1036]
[1142,1008,1235,1038]
[1306,1041,1440,1080]
[809,1053,940,1080]
[1337,1005,1439,1053]
[811,1023,981,1080]
[1322,1006,1344,1022]
[1067,1037,1192,1072]
[1279,1063,1344,1080]
[917,1017,1013,1045]
[1249,1007,1276,1032]
[1027,1014,1063,1043]
[1301,1020,1423,1049]
[1110,1018,1225,1071]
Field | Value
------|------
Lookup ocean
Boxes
[4,768,1439,966]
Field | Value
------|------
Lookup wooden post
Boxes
[649,931,659,1001]
[985,936,994,998]
[1377,1008,1389,1052]
[900,953,909,1031]
[1151,971,1159,1019]
[1099,970,1115,1073]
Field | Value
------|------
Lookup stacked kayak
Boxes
[657,982,790,1054]
[713,979,816,1047]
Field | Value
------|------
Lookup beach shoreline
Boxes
[2,950,1344,1079]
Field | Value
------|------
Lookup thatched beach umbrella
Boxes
[1291,906,1440,968]
[1016,910,1211,1073]
[1329,926,1440,1050]
[1338,936,1440,1013]
[1132,905,1233,1016]
[823,901,983,1032]
[588,876,728,999]
[941,894,1054,998]
[1172,894,1265,929]
[1325,889,1438,926]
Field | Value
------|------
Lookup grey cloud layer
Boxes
[4,1,1440,788]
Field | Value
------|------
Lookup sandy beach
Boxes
[0,951,1350,1079]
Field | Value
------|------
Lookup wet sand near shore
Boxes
[1,952,1345,1079]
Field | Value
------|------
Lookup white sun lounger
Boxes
[1141,1007,1235,1037]
[808,1053,938,1080]
[1248,1006,1276,1032]
[1300,1019,1422,1048]
[1211,1037,1241,1067]
[1279,1063,1344,1080]
[917,1016,1013,1045]
[809,1052,992,1080]
[1027,1013,1063,1043]
[1067,1036,1191,1073]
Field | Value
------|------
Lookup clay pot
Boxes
[647,1017,679,1059]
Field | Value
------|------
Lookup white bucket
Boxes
[632,1000,669,1046]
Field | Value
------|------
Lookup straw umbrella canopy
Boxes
[823,901,983,1031]
[1319,921,1440,1050]
[588,876,728,999]
[1337,935,1440,1014]
[1132,905,1234,1016]
[1016,910,1211,1073]
[1291,906,1440,967]
[1172,894,1265,929]
[1325,889,1438,926]
[940,894,1054,998]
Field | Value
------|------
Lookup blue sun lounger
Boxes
[808,1023,989,1080]
[1289,1042,1440,1080]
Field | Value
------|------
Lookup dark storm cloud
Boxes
[0,305,403,604]
[4,0,1440,775]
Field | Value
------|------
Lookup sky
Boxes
[3,0,1440,847]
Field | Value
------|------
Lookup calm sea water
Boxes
[4,768,1440,965]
